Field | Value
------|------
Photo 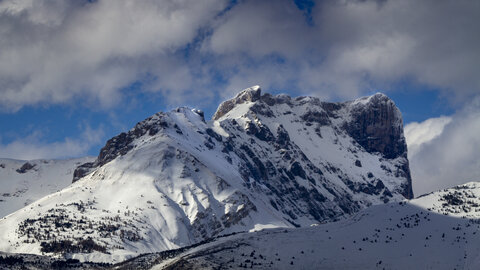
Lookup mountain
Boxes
[151,182,480,270]
[0,86,412,263]
[2,182,479,270]
[0,157,94,218]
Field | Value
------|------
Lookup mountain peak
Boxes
[213,85,262,120]
[350,92,392,106]
[346,92,405,157]
[239,85,261,98]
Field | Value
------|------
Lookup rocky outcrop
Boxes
[212,85,262,120]
[16,162,35,174]
[73,112,171,182]
[343,93,412,198]
[344,93,406,159]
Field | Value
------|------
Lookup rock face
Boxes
[15,162,36,174]
[0,86,412,262]
[72,113,171,182]
[344,94,413,199]
[211,87,412,203]
[212,85,262,120]
[345,94,406,159]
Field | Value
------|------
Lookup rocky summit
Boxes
[0,86,412,263]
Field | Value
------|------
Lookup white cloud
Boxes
[1,0,479,111]
[404,116,452,157]
[199,0,480,102]
[0,0,227,111]
[0,125,104,160]
[406,98,480,196]
[309,0,480,101]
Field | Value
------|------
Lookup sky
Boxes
[0,0,479,196]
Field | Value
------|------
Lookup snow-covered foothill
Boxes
[155,182,480,270]
[0,157,94,218]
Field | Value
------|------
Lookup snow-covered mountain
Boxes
[0,86,413,262]
[153,182,480,270]
[0,157,94,218]
[3,183,480,269]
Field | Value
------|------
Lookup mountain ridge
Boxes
[0,86,412,262]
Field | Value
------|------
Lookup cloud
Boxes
[310,0,480,102]
[406,98,480,196]
[207,0,480,101]
[0,125,104,160]
[404,116,452,157]
[205,0,312,58]
[0,0,227,111]
[1,0,479,111]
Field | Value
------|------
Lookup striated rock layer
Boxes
[0,86,412,262]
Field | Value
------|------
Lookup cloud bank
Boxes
[0,0,226,110]
[404,116,452,157]
[0,125,104,160]
[406,99,480,196]
[0,0,478,111]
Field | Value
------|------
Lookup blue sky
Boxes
[0,0,479,193]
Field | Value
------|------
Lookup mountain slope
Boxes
[155,182,480,270]
[0,157,94,218]
[0,86,412,262]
